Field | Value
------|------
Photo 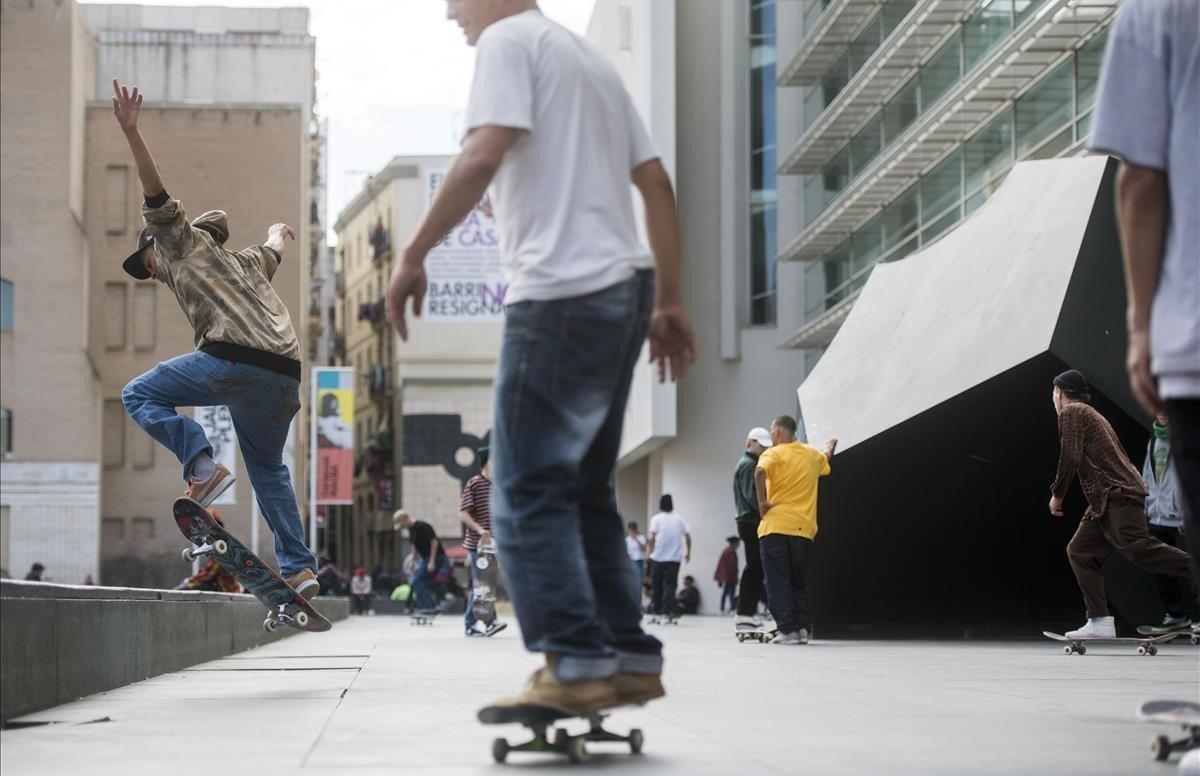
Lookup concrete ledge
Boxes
[0,581,349,721]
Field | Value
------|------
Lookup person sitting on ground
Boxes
[110,79,319,600]
[350,566,373,615]
[178,510,240,593]
[24,563,45,582]
[674,575,700,615]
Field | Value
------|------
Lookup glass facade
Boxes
[0,279,11,332]
[750,0,777,325]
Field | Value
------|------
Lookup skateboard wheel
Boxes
[263,617,277,634]
[492,738,509,764]
[1148,646,1157,656]
[1192,634,1199,646]
[553,729,568,747]
[1063,645,1072,655]
[295,611,310,628]
[566,737,588,764]
[1151,734,1171,761]
[1076,645,1085,655]
[213,539,229,556]
[629,728,644,754]
[1137,646,1147,656]
[181,547,194,562]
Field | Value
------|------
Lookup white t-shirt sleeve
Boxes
[681,517,691,535]
[624,91,658,170]
[463,26,535,140]
[648,514,661,536]
[1088,5,1169,170]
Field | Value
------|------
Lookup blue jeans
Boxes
[411,554,449,613]
[491,271,663,682]
[631,559,645,604]
[121,352,316,577]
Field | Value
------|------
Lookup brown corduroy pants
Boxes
[1066,493,1193,618]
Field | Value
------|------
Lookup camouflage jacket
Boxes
[142,198,301,363]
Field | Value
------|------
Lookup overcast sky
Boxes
[81,0,597,239]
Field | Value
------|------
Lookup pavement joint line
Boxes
[297,622,385,770]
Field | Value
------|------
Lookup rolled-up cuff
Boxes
[552,654,619,683]
[616,650,663,676]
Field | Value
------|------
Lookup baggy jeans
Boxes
[491,271,663,682]
[121,351,316,577]
[650,560,680,616]
[736,519,767,616]
[1066,492,1191,618]
[761,533,813,635]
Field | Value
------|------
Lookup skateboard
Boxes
[646,614,679,626]
[479,704,643,764]
[736,628,779,644]
[1136,625,1200,644]
[1042,630,1179,656]
[173,497,331,633]
[410,612,437,626]
[471,541,501,629]
[1138,700,1200,762]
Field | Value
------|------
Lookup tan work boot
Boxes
[185,463,235,508]
[285,568,319,600]
[612,672,665,707]
[478,658,619,724]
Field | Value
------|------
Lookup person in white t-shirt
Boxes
[625,521,647,599]
[647,495,691,616]
[387,0,696,720]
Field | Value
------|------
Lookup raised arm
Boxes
[112,79,164,198]
[633,159,696,383]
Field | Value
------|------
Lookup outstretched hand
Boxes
[648,304,697,383]
[111,78,142,133]
[386,248,429,342]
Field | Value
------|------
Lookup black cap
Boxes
[1053,369,1090,395]
[122,227,154,280]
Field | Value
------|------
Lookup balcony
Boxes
[780,0,975,175]
[781,0,1116,262]
[779,0,894,86]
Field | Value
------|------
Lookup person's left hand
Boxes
[1048,496,1064,517]
[268,223,296,241]
[1126,328,1163,416]
[648,303,697,383]
[426,560,436,573]
[387,247,429,341]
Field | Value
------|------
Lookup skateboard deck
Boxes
[471,542,500,628]
[479,703,643,764]
[1136,625,1200,644]
[646,614,679,626]
[736,628,779,643]
[174,497,331,633]
[1138,700,1200,762]
[1042,630,1178,655]
[410,613,437,626]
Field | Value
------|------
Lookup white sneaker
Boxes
[797,628,810,644]
[775,631,802,645]
[1065,616,1115,640]
[735,615,763,631]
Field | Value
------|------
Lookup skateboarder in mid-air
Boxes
[1047,370,1191,639]
[111,79,319,599]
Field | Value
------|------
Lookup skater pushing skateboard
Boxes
[389,0,695,762]
[1047,370,1191,641]
[111,79,320,601]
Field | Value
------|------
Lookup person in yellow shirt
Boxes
[753,415,837,645]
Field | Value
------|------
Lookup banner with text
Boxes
[314,368,355,504]
[423,169,506,320]
[194,406,237,505]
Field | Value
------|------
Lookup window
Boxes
[849,13,882,74]
[1016,60,1073,158]
[1075,30,1108,117]
[921,32,962,111]
[102,517,125,547]
[964,108,1013,196]
[883,0,916,36]
[0,407,11,457]
[922,149,962,221]
[103,399,125,468]
[850,114,883,177]
[132,284,156,350]
[104,283,127,350]
[749,0,778,325]
[131,517,155,541]
[883,79,918,144]
[964,0,1012,73]
[851,214,883,275]
[882,184,919,253]
[0,279,12,332]
[104,166,129,235]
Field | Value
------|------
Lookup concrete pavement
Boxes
[1,614,1196,775]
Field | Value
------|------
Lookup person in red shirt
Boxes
[714,536,740,613]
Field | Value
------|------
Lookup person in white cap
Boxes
[733,426,773,632]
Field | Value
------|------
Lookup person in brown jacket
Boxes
[1048,369,1192,639]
